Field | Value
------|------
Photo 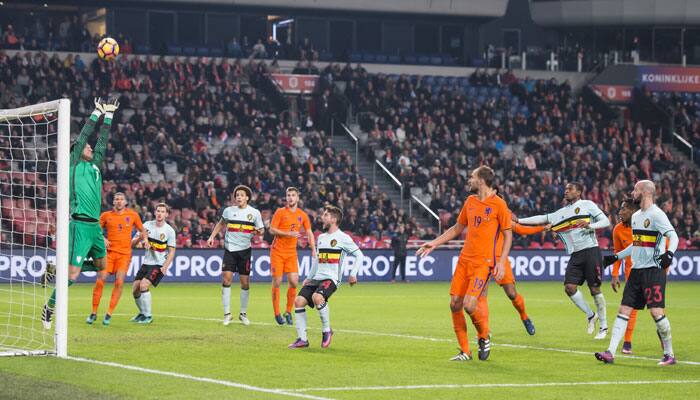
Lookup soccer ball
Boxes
[97,37,120,61]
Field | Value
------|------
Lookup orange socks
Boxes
[286,287,296,314]
[272,287,281,316]
[92,279,105,314]
[470,296,490,340]
[624,309,638,342]
[108,279,124,315]
[512,294,528,321]
[451,311,470,354]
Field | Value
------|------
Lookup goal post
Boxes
[0,99,70,357]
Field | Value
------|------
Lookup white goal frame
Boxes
[0,99,70,357]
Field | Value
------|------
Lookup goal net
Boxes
[0,99,70,357]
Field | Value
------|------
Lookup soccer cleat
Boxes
[138,316,153,324]
[284,312,293,325]
[478,338,491,361]
[223,313,233,326]
[102,314,112,326]
[130,314,145,322]
[594,350,614,364]
[658,354,677,366]
[594,327,609,340]
[41,305,53,330]
[321,330,333,348]
[288,338,310,349]
[238,313,250,326]
[86,313,97,325]
[275,314,285,325]
[523,318,536,335]
[449,350,472,361]
[41,262,56,288]
[587,312,598,335]
[622,342,632,354]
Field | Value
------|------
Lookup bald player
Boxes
[596,180,678,366]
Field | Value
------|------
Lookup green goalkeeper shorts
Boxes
[69,219,106,268]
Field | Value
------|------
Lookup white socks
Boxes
[141,291,152,317]
[295,308,307,341]
[222,285,231,315]
[607,314,629,355]
[593,293,608,329]
[134,294,143,314]
[240,288,249,314]
[655,315,673,356]
[318,303,331,333]
[569,290,594,319]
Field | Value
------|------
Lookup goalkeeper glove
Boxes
[602,254,618,267]
[101,97,120,123]
[658,251,674,269]
[90,97,104,120]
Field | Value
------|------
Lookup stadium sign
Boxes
[638,66,700,92]
[2,250,700,282]
[590,84,632,103]
[271,74,319,93]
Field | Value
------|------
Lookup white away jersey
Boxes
[546,200,606,254]
[143,220,176,266]
[630,205,675,270]
[221,205,264,252]
[309,229,363,285]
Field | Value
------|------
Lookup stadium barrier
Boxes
[2,250,700,282]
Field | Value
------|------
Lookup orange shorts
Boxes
[494,257,515,286]
[450,258,491,298]
[105,251,131,275]
[270,251,298,277]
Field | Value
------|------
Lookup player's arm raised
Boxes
[70,97,103,165]
[513,214,548,225]
[207,218,226,247]
[416,222,466,258]
[92,97,119,166]
[579,202,610,230]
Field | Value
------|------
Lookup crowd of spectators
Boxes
[0,51,427,249]
[338,68,700,249]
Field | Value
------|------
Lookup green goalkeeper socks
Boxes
[47,279,75,308]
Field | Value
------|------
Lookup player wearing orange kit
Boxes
[269,187,316,325]
[87,192,147,326]
[417,166,512,361]
[611,199,637,354]
[476,219,546,336]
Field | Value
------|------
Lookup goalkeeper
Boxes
[42,98,120,329]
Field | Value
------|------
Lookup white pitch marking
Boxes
[66,356,335,400]
[73,313,700,366]
[282,379,700,392]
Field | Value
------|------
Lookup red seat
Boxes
[542,242,555,249]
[528,242,541,249]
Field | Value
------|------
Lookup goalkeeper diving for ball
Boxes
[42,97,120,329]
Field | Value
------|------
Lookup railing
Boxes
[340,122,359,167]
[409,194,441,234]
[372,160,403,210]
[673,131,695,164]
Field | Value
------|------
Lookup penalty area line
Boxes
[66,356,335,400]
[283,379,700,392]
[90,313,700,366]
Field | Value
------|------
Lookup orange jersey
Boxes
[612,222,633,278]
[270,206,311,255]
[457,194,512,266]
[100,208,143,255]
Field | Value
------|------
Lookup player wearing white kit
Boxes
[288,206,364,349]
[131,203,177,324]
[596,180,678,365]
[514,182,611,339]
[208,185,264,326]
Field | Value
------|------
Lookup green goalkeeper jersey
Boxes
[70,114,111,221]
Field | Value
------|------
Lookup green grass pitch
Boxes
[1,281,699,399]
